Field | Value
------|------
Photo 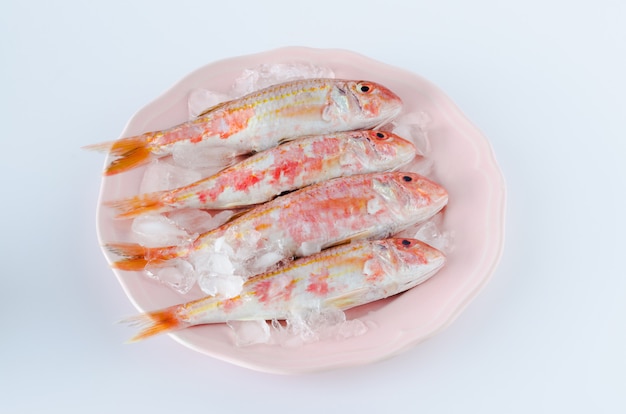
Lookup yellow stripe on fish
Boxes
[86,79,403,175]
[123,238,446,342]
[107,130,417,218]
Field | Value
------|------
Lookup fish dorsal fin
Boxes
[324,238,353,250]
[323,287,370,309]
[222,207,253,225]
[276,135,299,146]
[327,228,379,249]
[196,100,229,118]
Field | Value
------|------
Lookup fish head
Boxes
[372,172,448,222]
[384,238,446,291]
[325,80,403,128]
[349,130,418,171]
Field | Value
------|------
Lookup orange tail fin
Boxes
[105,242,173,271]
[108,192,168,219]
[122,306,186,342]
[84,134,152,176]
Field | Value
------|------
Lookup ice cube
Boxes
[212,235,235,256]
[286,309,331,343]
[335,319,368,339]
[403,154,434,177]
[284,310,322,343]
[413,220,439,242]
[227,320,271,347]
[247,251,284,274]
[172,141,239,170]
[208,211,236,231]
[270,308,369,346]
[270,320,305,348]
[166,208,215,234]
[283,313,317,347]
[131,214,192,247]
[297,241,323,257]
[392,111,432,156]
[145,259,196,294]
[212,252,235,275]
[139,159,203,193]
[190,249,235,277]
[217,228,271,274]
[413,217,454,254]
[302,308,351,341]
[197,273,244,297]
[304,308,346,337]
[187,89,230,119]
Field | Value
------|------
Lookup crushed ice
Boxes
[131,214,194,247]
[390,111,432,156]
[145,259,196,295]
[403,213,454,255]
[227,320,271,347]
[139,159,204,193]
[228,308,369,348]
[198,273,244,298]
[232,62,336,97]
[165,208,226,235]
[187,89,230,119]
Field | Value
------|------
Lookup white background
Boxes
[2,1,625,412]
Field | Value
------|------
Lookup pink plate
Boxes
[96,47,506,374]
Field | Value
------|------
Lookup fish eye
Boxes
[401,239,412,246]
[402,175,412,182]
[356,82,373,93]
[374,131,388,140]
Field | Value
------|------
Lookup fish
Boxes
[123,238,445,342]
[106,172,448,273]
[87,78,403,175]
[108,130,418,218]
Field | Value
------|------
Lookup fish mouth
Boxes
[375,103,403,128]
[373,143,417,172]
[374,87,403,127]
[397,258,445,291]
[391,143,418,169]
[415,176,449,204]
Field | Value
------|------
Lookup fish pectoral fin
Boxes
[322,287,370,310]
[322,84,350,122]
[321,101,337,122]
